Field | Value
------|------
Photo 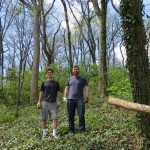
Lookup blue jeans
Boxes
[67,99,85,132]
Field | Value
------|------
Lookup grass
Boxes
[0,96,144,150]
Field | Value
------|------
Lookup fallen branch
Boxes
[108,98,150,113]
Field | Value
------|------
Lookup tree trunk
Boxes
[67,0,97,64]
[91,0,108,98]
[30,8,41,104]
[16,53,23,118]
[19,0,42,104]
[99,0,108,98]
[108,98,150,113]
[120,0,150,148]
[41,0,56,65]
[0,18,3,88]
[61,0,73,72]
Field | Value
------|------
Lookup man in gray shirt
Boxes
[64,65,89,134]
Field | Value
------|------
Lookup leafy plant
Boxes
[0,96,144,149]
[107,66,132,100]
[0,104,15,122]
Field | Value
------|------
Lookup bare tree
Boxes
[0,0,19,87]
[61,0,73,72]
[7,8,33,116]
[106,15,122,67]
[91,0,109,98]
[40,0,62,65]
[67,0,97,64]
[0,18,3,86]
[19,0,42,104]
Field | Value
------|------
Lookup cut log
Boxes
[108,98,150,113]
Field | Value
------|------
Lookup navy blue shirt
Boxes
[66,76,88,99]
[40,80,60,102]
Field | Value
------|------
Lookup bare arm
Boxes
[85,85,89,98]
[84,85,89,103]
[38,91,44,103]
[64,86,69,97]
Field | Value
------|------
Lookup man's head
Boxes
[72,65,79,76]
[46,68,53,79]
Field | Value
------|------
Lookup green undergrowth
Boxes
[0,104,16,123]
[0,97,143,150]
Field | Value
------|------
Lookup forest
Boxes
[0,0,150,149]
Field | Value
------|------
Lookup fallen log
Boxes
[108,97,150,113]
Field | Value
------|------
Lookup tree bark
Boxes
[41,0,57,65]
[61,0,73,72]
[19,0,42,104]
[0,18,3,88]
[30,7,41,104]
[91,0,108,98]
[120,0,150,148]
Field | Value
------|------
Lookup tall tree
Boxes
[0,0,18,87]
[67,0,97,64]
[91,0,109,98]
[6,8,33,116]
[0,18,3,86]
[19,0,42,104]
[120,0,150,148]
[40,0,62,65]
[61,0,73,72]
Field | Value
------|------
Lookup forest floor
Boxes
[0,96,144,150]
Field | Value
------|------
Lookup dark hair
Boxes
[46,68,53,74]
[72,65,79,69]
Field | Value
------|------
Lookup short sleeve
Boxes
[40,82,45,91]
[85,78,88,86]
[65,78,70,86]
[57,82,60,91]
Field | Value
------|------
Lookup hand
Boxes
[84,97,89,103]
[37,101,41,109]
[63,97,67,103]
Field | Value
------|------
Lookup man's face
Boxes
[72,67,79,76]
[46,70,53,78]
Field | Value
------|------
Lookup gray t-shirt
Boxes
[40,80,60,102]
[66,75,88,99]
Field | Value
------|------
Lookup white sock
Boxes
[43,129,46,136]
[53,128,57,136]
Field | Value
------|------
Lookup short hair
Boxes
[72,65,79,69]
[46,68,53,74]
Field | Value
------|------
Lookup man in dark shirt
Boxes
[37,68,60,138]
[64,65,89,134]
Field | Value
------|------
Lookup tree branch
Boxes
[45,0,55,17]
[91,0,101,19]
[108,97,150,113]
[110,0,120,15]
[19,0,31,9]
